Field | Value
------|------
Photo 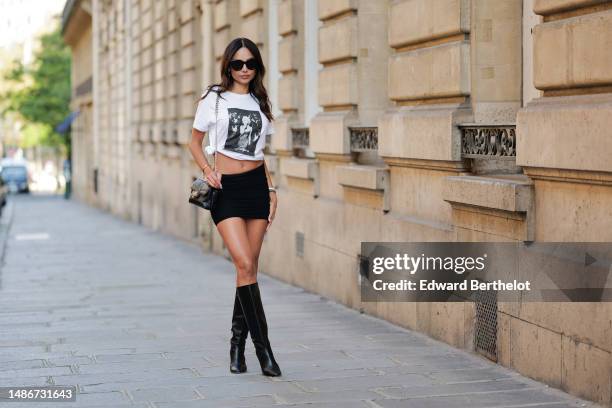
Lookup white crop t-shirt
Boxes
[192,86,274,161]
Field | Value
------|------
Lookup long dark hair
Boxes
[197,37,273,122]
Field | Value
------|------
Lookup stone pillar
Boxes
[178,0,200,131]
[97,0,110,211]
[92,0,100,204]
[468,0,523,175]
[309,0,359,166]
[517,0,612,239]
[96,0,132,216]
[139,0,156,227]
[470,0,522,124]
[238,0,267,65]
[198,0,215,88]
[272,0,304,156]
[125,0,134,220]
[514,3,612,404]
[212,0,240,81]
[439,0,530,244]
[378,0,472,229]
[128,0,140,223]
[115,0,129,217]
[380,0,471,169]
[308,0,390,200]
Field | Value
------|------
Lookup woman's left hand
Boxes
[266,192,277,232]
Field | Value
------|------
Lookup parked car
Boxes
[1,163,30,194]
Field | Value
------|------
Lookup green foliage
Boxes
[21,122,67,149]
[0,21,72,150]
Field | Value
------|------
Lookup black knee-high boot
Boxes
[236,282,281,376]
[229,288,248,373]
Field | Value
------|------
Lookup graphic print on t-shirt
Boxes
[224,108,262,156]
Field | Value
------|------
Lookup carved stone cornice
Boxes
[522,167,612,186]
[313,152,356,163]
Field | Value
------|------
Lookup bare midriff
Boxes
[215,151,264,175]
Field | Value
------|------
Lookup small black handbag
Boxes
[189,89,221,211]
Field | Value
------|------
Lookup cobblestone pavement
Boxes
[0,194,601,407]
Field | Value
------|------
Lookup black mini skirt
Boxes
[210,162,270,226]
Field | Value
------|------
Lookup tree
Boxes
[0,20,71,153]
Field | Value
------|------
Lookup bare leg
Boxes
[238,218,281,376]
[245,218,268,279]
[216,217,254,374]
[216,217,256,286]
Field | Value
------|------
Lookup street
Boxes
[0,194,600,408]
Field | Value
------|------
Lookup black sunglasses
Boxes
[229,58,258,71]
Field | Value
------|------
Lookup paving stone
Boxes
[0,376,53,387]
[154,394,276,408]
[293,372,435,392]
[71,390,132,405]
[0,366,73,379]
[93,352,166,363]
[196,380,304,400]
[128,384,202,403]
[274,388,383,404]
[0,359,45,371]
[375,378,538,399]
[423,367,514,383]
[371,388,578,407]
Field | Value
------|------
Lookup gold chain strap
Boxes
[212,89,220,172]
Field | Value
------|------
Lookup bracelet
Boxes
[268,187,277,193]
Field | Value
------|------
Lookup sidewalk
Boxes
[0,193,601,408]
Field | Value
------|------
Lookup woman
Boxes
[187,37,281,377]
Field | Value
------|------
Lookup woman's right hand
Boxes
[204,166,222,189]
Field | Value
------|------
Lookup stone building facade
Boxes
[62,0,612,405]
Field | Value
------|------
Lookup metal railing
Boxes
[291,127,310,158]
[349,126,378,152]
[291,127,309,150]
[460,124,516,160]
